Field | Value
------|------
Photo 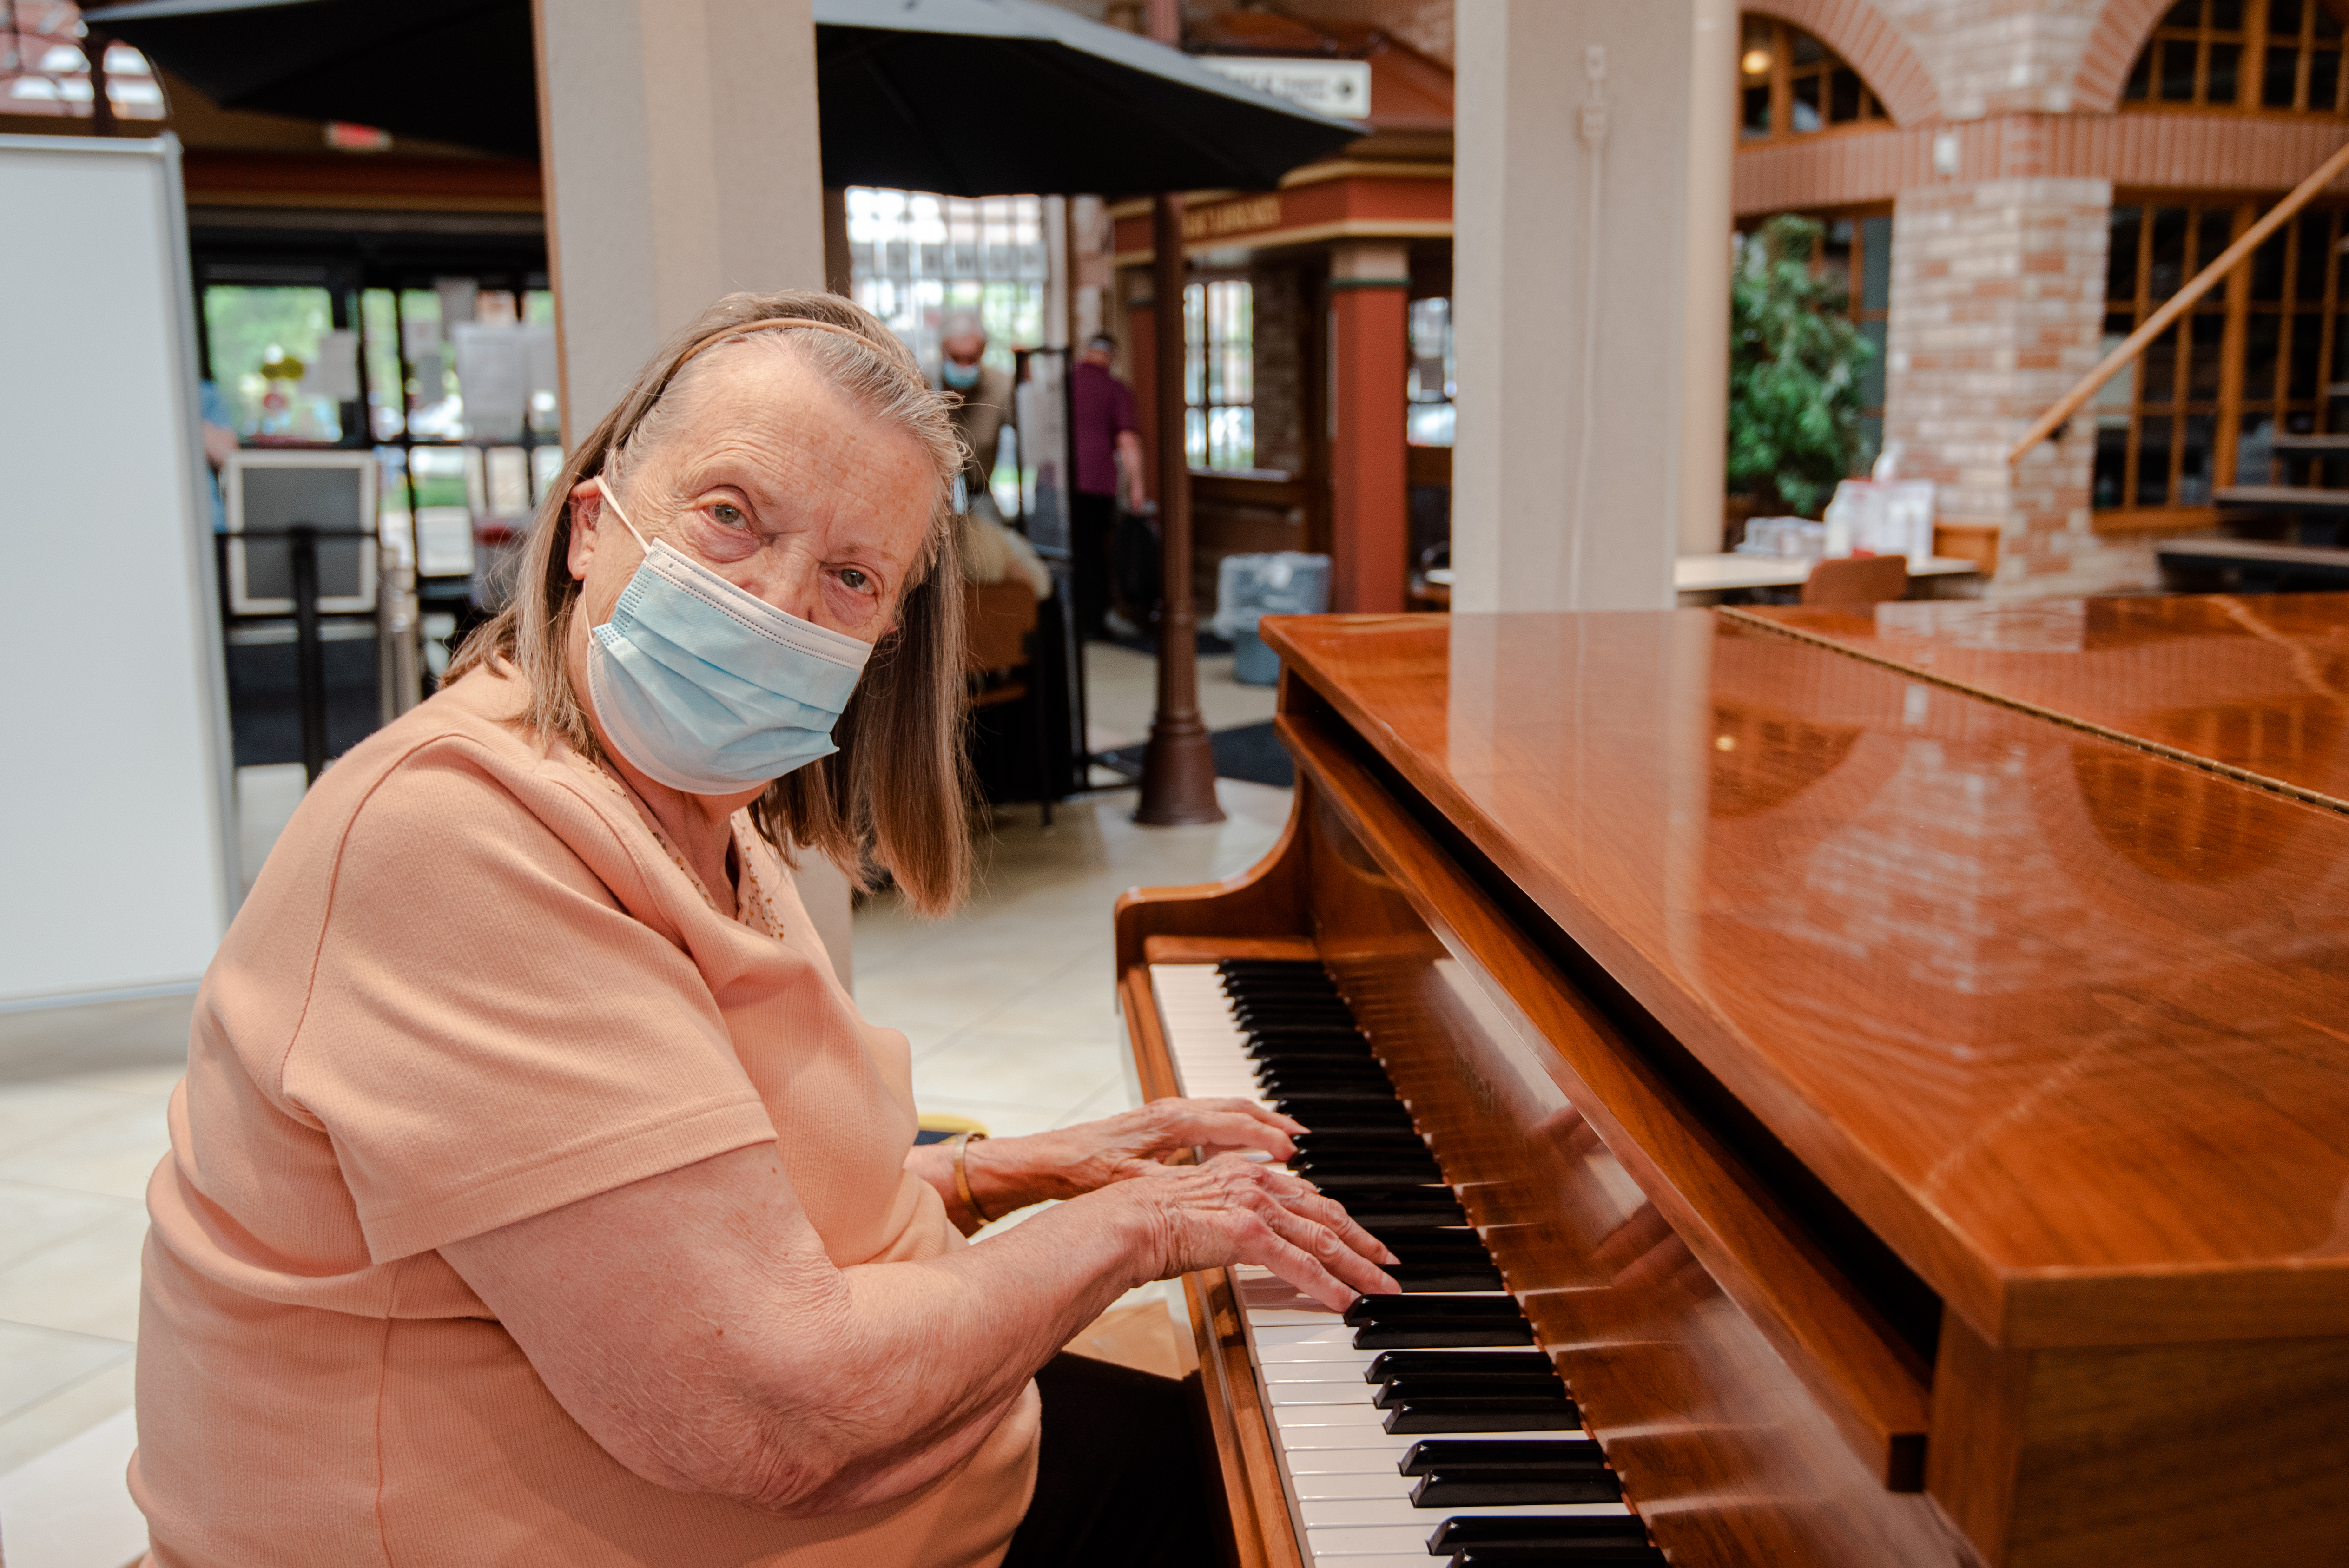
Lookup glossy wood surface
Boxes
[1728,593,2349,809]
[1117,776,1981,1567]
[1257,609,2349,1351]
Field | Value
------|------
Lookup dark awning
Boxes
[86,0,1359,191]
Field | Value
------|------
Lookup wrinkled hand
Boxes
[1122,1153,1399,1311]
[1010,1097,1307,1204]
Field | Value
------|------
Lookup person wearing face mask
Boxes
[127,291,1396,1568]
[937,309,1016,514]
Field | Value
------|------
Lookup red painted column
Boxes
[1327,246,1412,614]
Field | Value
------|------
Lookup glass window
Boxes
[203,286,343,442]
[2125,0,2349,112]
[1184,279,1254,471]
[845,187,1048,379]
[1407,297,1456,448]
[1770,210,1893,475]
[1736,16,1887,144]
[2090,198,2349,514]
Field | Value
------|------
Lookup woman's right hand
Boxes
[1115,1153,1401,1311]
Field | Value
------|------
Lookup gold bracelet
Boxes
[951,1131,994,1225]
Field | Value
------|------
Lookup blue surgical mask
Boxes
[942,358,982,389]
[583,482,873,795]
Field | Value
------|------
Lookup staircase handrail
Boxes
[2006,138,2349,466]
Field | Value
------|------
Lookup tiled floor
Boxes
[1082,639,1279,756]
[0,637,1295,1558]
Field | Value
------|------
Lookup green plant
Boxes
[1727,214,1875,517]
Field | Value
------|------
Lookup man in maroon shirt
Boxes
[1069,334,1147,641]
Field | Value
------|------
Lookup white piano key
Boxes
[1298,1552,1426,1568]
[1302,1498,1631,1529]
[1276,1424,1589,1459]
[1273,1404,1395,1431]
[1260,1355,1375,1382]
[1306,1525,1442,1557]
[1247,1308,1349,1328]
[1252,1323,1362,1349]
[1290,1470,1415,1501]
[1266,1380,1378,1406]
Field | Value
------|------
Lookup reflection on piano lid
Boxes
[1117,601,2349,1568]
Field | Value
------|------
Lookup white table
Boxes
[1674,553,1979,603]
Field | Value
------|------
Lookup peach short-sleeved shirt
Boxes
[131,667,1039,1568]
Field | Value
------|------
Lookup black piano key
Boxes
[1347,1301,1533,1350]
[1304,1171,1452,1193]
[1412,1469,1622,1507]
[1294,1130,1429,1155]
[1384,1399,1580,1434]
[1428,1517,1663,1557]
[1398,1438,1604,1475]
[1346,1295,1529,1328]
[1354,1321,1533,1349]
[1243,1026,1373,1046]
[1292,1155,1445,1182]
[1379,1234,1498,1264]
[1272,1104,1419,1133]
[1370,1351,1554,1384]
[1246,1038,1378,1061]
[1447,1548,1666,1566]
[1233,1008,1356,1027]
[1267,1083,1402,1107]
[1388,1260,1504,1291]
[1257,1067,1395,1094]
[1376,1376,1568,1407]
[1321,1186,1459,1210]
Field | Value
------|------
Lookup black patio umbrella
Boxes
[85,0,1359,192]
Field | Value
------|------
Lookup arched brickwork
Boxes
[2072,0,2182,112]
[1745,1,1943,128]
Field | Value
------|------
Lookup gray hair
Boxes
[939,309,987,342]
[446,290,978,915]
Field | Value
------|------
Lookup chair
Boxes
[962,580,1056,825]
[1801,553,1911,606]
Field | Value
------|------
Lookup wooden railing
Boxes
[2006,138,2349,466]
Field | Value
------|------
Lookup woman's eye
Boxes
[839,567,872,593]
[711,502,746,529]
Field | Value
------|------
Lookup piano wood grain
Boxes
[1258,609,2349,1351]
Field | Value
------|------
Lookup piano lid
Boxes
[1727,592,2349,810]
[1260,607,2349,1352]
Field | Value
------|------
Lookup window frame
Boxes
[2093,190,2349,531]
[2121,0,2349,115]
[1184,275,1257,473]
[1738,14,1890,145]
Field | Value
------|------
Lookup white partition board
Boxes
[0,135,233,1006]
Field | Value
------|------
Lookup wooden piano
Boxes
[1115,596,2349,1568]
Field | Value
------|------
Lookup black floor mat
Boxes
[1095,721,1292,790]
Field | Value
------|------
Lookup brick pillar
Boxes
[1328,242,1411,613]
[1887,177,2161,598]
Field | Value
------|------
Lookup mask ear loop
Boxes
[593,475,652,552]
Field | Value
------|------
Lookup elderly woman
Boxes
[132,293,1395,1568]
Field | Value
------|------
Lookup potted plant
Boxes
[1727,214,1875,524]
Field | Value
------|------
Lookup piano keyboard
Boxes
[1153,960,1666,1568]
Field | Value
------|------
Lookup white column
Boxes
[534,0,854,988]
[1451,0,1735,613]
[534,0,826,436]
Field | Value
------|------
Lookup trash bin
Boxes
[1211,552,1332,686]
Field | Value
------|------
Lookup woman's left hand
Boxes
[946,1097,1308,1223]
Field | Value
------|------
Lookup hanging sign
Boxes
[1197,57,1371,119]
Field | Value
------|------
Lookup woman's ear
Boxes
[566,478,605,583]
